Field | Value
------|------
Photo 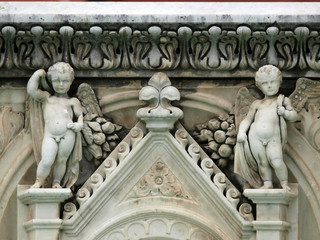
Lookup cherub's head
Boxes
[255,65,282,97]
[47,62,74,94]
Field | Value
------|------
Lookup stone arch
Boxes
[86,209,232,240]
[286,125,320,233]
[0,130,34,239]
[0,131,33,222]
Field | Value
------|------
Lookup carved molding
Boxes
[1,24,320,78]
[84,210,234,240]
[63,123,146,219]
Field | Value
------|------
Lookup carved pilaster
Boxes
[244,185,298,240]
[18,186,72,240]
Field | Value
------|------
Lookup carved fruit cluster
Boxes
[82,114,122,167]
[193,114,236,169]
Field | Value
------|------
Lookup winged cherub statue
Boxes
[27,62,83,188]
[234,65,299,190]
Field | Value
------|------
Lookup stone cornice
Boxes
[18,188,72,205]
[1,3,320,26]
[1,3,320,78]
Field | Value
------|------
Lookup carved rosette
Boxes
[137,72,183,131]
[128,160,190,199]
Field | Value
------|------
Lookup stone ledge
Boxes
[24,219,63,232]
[18,188,72,205]
[0,2,319,25]
[243,189,297,205]
[252,221,291,231]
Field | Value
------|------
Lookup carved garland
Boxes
[1,25,320,77]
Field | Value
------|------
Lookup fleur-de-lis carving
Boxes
[137,72,183,131]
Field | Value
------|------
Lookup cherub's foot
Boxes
[52,182,62,189]
[280,181,291,191]
[260,181,273,189]
[31,180,44,188]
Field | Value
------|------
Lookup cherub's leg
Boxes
[249,139,273,189]
[31,136,58,188]
[267,141,290,190]
[52,131,75,188]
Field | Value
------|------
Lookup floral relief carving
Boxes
[128,160,191,199]
[1,24,320,77]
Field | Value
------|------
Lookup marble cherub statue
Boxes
[234,65,299,190]
[27,62,83,188]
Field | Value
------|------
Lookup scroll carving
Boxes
[174,123,251,219]
[63,123,145,217]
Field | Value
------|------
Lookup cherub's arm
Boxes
[68,98,83,133]
[278,97,299,122]
[27,69,50,102]
[237,101,257,142]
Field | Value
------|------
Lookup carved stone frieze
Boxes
[1,24,320,77]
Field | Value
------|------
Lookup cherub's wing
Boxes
[234,87,257,132]
[289,78,320,112]
[74,83,123,187]
[76,83,103,116]
[234,87,262,188]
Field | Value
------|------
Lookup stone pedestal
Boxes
[244,187,298,240]
[18,187,72,240]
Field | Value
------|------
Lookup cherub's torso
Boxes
[42,95,75,138]
[249,97,281,141]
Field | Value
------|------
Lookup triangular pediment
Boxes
[61,73,253,240]
[62,129,250,240]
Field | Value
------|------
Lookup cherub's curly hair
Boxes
[255,65,282,87]
[47,62,74,82]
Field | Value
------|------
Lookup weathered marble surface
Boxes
[0,2,319,25]
[0,3,320,78]
[244,187,298,240]
[0,2,320,240]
